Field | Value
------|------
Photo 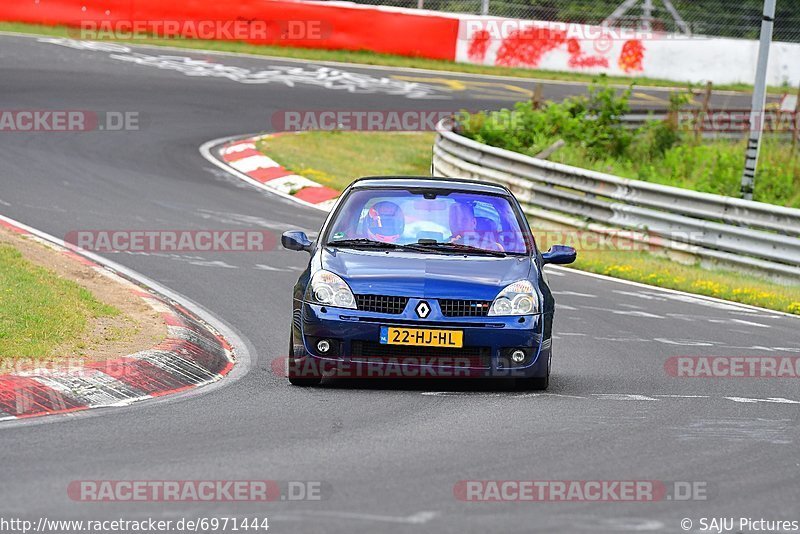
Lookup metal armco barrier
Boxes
[432,120,800,281]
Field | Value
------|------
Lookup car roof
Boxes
[349,176,513,195]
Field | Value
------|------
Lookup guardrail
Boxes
[432,119,800,282]
[618,108,796,139]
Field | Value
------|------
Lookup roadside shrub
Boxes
[458,81,800,207]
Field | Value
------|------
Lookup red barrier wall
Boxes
[0,0,459,60]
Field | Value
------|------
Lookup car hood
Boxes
[320,248,534,300]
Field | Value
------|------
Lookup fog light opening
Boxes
[510,350,526,364]
[317,339,331,354]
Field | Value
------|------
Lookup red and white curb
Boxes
[0,215,237,422]
[200,133,339,212]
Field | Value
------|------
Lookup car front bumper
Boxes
[291,299,551,379]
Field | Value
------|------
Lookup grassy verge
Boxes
[571,249,800,314]
[0,21,785,94]
[0,244,118,359]
[258,130,800,315]
[257,132,435,191]
[550,137,800,208]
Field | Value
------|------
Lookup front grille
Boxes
[439,299,492,317]
[355,294,408,314]
[351,341,491,368]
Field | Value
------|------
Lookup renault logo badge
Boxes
[415,301,431,318]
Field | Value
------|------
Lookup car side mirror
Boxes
[542,244,576,265]
[282,230,313,252]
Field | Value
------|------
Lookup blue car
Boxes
[282,176,576,389]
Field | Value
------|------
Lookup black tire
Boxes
[288,375,322,387]
[516,375,549,391]
[515,350,551,391]
[288,331,322,387]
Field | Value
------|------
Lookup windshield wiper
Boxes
[326,239,505,256]
[326,238,402,249]
[406,242,507,257]
[327,239,449,254]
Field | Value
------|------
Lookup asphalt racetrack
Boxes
[0,33,798,533]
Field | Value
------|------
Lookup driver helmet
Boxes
[366,201,404,243]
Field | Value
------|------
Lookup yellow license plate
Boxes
[380,327,463,347]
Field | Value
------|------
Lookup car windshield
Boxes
[324,188,531,254]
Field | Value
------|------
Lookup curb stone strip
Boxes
[220,133,340,210]
[0,217,235,421]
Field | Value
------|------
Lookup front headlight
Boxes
[307,270,356,309]
[488,280,538,316]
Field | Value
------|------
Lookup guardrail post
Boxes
[740,0,776,201]
[793,83,800,151]
[695,81,712,142]
[532,84,544,110]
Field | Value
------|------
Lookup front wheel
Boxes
[288,331,322,387]
[515,375,548,391]
[515,349,550,390]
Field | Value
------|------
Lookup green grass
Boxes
[0,244,119,360]
[258,130,800,314]
[569,249,800,314]
[257,131,435,191]
[0,21,787,94]
[551,138,800,208]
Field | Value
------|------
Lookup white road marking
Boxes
[593,336,652,342]
[730,318,771,328]
[422,392,800,405]
[613,290,660,300]
[585,306,663,318]
[278,510,439,525]
[591,518,665,531]
[708,318,770,329]
[553,290,597,298]
[653,395,710,398]
[724,397,800,404]
[186,260,238,269]
[654,338,715,346]
[611,310,663,318]
[592,394,658,401]
[674,418,794,444]
[255,264,291,272]
[195,209,304,231]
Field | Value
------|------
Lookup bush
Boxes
[459,81,635,159]
[458,81,800,207]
